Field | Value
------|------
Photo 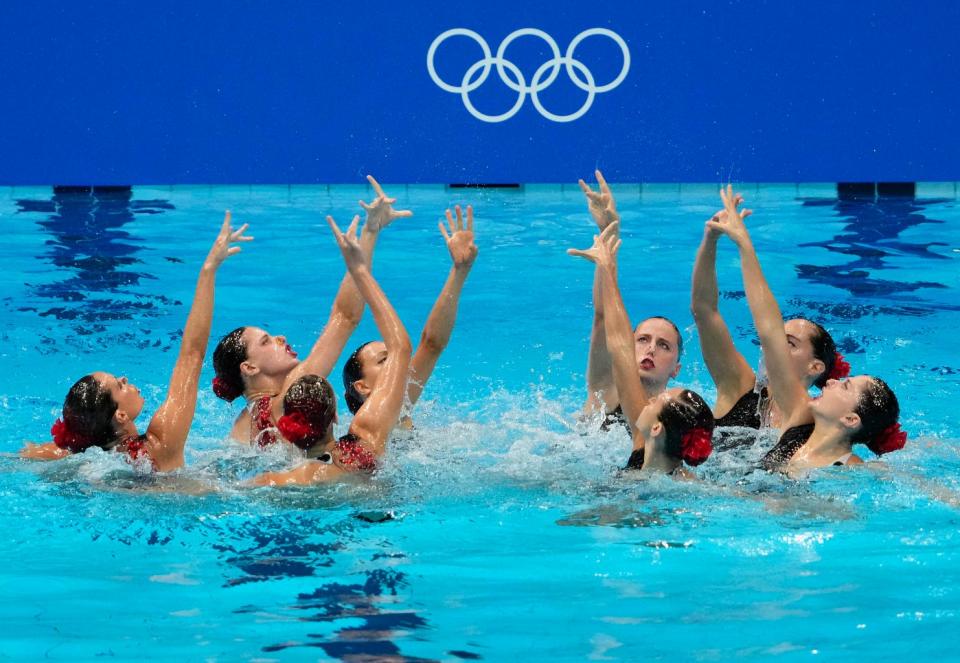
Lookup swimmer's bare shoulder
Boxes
[230,410,250,443]
[247,459,347,487]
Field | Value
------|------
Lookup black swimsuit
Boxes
[714,388,767,429]
[759,423,815,471]
[625,448,645,470]
[602,405,630,432]
[713,388,768,452]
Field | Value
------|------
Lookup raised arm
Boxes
[406,205,477,410]
[691,200,757,414]
[579,171,621,415]
[707,186,809,424]
[146,213,251,470]
[569,223,649,440]
[284,176,411,388]
[328,215,412,454]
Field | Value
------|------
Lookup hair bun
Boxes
[829,352,851,381]
[212,376,242,402]
[867,422,907,456]
[277,411,315,448]
[50,418,92,453]
[680,427,713,466]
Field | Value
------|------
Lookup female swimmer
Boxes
[692,194,849,431]
[20,213,251,471]
[707,186,905,473]
[211,176,410,444]
[577,171,684,427]
[341,204,477,428]
[569,223,715,476]
[250,214,412,485]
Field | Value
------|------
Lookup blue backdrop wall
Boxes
[1,1,957,184]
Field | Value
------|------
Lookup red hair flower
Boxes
[829,352,851,381]
[680,427,713,466]
[212,376,241,402]
[868,422,907,456]
[50,418,91,453]
[277,411,314,444]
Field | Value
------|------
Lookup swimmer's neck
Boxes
[791,422,851,466]
[242,373,287,401]
[638,431,681,474]
[105,421,140,450]
[640,378,669,397]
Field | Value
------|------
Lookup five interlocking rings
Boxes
[426,28,631,123]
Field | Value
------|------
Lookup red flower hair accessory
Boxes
[867,422,907,456]
[50,418,92,453]
[277,411,316,447]
[212,376,242,402]
[680,427,713,466]
[829,352,851,381]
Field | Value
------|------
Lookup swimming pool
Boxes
[1,183,958,660]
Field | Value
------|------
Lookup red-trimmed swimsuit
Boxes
[335,433,377,472]
[119,434,157,469]
[248,395,281,447]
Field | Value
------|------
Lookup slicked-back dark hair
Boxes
[854,377,900,453]
[806,320,838,389]
[659,389,714,461]
[282,375,337,449]
[342,341,373,414]
[212,327,248,402]
[61,375,118,451]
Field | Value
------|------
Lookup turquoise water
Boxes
[1,183,959,660]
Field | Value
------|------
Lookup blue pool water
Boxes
[1,183,959,660]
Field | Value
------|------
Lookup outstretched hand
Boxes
[439,204,478,270]
[359,175,413,232]
[578,169,619,231]
[706,185,753,246]
[567,221,621,269]
[205,211,253,270]
[327,214,368,271]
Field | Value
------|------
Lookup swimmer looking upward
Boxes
[342,204,477,427]
[707,186,905,473]
[577,171,683,426]
[692,193,849,430]
[569,223,715,475]
[211,176,411,444]
[250,214,412,485]
[21,213,251,471]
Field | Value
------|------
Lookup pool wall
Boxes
[0,0,957,185]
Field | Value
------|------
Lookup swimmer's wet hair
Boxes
[659,389,715,465]
[854,377,901,454]
[58,375,119,452]
[806,320,838,389]
[212,327,247,402]
[342,341,373,414]
[281,375,337,450]
[641,316,683,357]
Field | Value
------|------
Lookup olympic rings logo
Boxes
[426,28,631,123]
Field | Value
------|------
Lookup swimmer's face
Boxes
[353,341,388,400]
[636,387,684,437]
[241,327,299,378]
[92,371,144,425]
[634,319,681,386]
[811,376,870,433]
[784,319,826,387]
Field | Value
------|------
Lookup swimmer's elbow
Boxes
[418,330,448,355]
[388,336,413,357]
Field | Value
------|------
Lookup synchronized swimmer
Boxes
[19,174,906,485]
